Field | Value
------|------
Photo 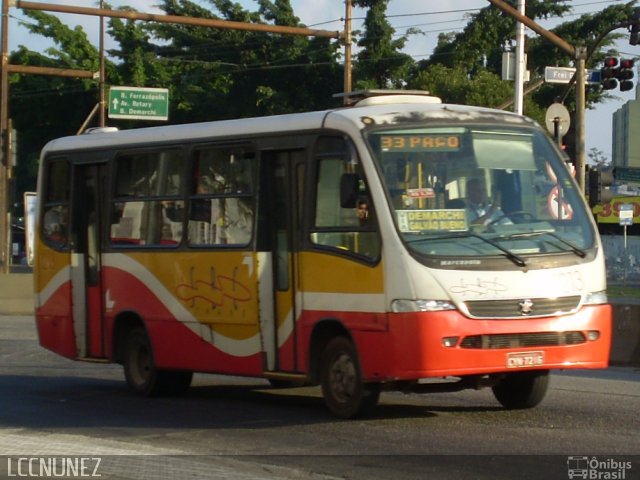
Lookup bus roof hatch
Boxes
[334,89,442,107]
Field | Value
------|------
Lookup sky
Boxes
[4,0,639,161]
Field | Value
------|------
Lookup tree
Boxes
[8,0,343,201]
[408,63,512,107]
[352,0,414,89]
[524,2,635,113]
[8,9,106,208]
[6,0,638,209]
[410,1,637,128]
[588,147,609,167]
[150,0,342,120]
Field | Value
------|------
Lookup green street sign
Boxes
[108,86,169,121]
[614,166,640,184]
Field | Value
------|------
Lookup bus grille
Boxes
[459,331,586,349]
[463,295,581,318]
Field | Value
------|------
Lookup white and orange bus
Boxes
[34,91,611,418]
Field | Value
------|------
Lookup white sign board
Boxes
[619,203,634,226]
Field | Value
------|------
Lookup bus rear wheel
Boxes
[123,327,192,397]
[320,337,380,419]
[492,370,549,409]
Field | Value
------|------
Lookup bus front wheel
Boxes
[492,370,549,409]
[319,336,380,419]
[123,327,192,397]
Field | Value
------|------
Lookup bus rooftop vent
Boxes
[82,127,119,134]
[334,89,442,107]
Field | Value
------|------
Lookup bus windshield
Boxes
[365,125,594,260]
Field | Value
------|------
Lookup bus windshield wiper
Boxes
[408,232,527,267]
[505,230,586,258]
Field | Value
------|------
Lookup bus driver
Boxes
[465,177,511,226]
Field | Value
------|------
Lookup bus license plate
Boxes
[506,351,545,368]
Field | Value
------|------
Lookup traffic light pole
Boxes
[487,0,589,190]
[575,47,587,192]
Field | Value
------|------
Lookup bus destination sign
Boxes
[109,86,169,121]
[397,209,466,232]
[381,134,461,152]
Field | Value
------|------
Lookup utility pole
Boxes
[343,0,352,103]
[514,0,525,114]
[0,0,10,273]
[99,0,105,127]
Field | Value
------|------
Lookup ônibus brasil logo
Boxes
[567,456,633,480]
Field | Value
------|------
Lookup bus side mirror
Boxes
[340,173,360,208]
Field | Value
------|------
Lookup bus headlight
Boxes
[391,299,456,313]
[583,291,608,305]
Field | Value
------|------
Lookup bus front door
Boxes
[261,150,305,374]
[70,163,106,359]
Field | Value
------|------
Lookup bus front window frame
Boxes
[364,123,596,265]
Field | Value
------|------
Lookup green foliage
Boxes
[526,2,636,112]
[353,0,413,88]
[588,147,610,166]
[6,0,639,210]
[408,64,511,108]
[149,0,341,120]
[20,10,100,72]
[9,10,106,204]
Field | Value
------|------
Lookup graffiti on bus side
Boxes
[176,266,252,310]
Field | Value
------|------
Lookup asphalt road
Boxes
[0,315,638,480]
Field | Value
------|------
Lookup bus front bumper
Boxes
[359,304,612,381]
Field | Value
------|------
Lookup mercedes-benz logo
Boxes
[519,298,534,315]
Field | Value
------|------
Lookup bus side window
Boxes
[110,150,184,246]
[42,159,70,248]
[187,147,255,247]
[310,138,380,260]
[43,205,68,245]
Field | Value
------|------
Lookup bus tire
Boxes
[319,336,380,419]
[123,327,192,397]
[492,370,550,409]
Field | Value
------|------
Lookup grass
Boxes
[607,285,640,298]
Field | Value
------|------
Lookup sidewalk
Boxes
[0,273,33,315]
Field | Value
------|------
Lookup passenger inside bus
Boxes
[357,197,370,224]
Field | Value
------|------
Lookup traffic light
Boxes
[587,168,614,207]
[618,59,634,92]
[600,57,619,90]
[600,57,635,91]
